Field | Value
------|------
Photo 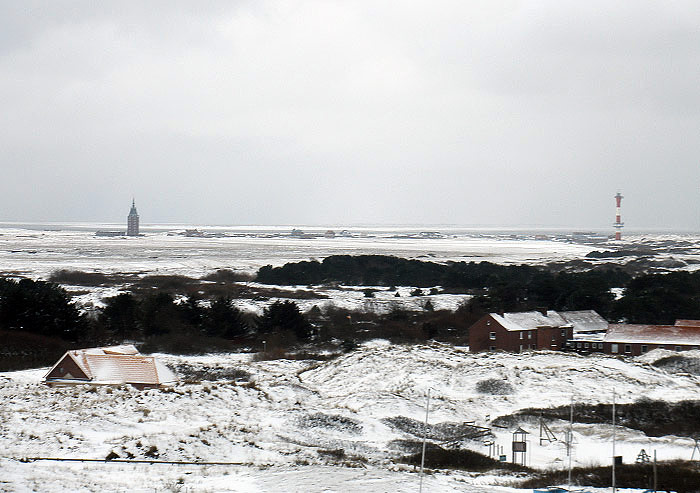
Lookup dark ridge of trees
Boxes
[0,278,87,341]
[97,293,257,344]
[0,329,71,372]
[494,399,700,438]
[257,255,632,319]
[612,271,700,324]
[256,255,551,288]
[203,296,248,339]
[7,255,700,370]
[585,249,655,258]
[48,269,119,286]
[256,255,700,324]
[256,300,313,341]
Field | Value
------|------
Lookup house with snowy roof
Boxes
[468,310,607,352]
[567,321,700,356]
[43,345,177,389]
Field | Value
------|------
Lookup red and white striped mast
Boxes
[613,192,624,240]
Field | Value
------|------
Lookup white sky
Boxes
[1,1,699,229]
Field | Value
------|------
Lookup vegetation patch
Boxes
[49,269,133,286]
[400,443,529,473]
[201,269,255,283]
[585,249,655,258]
[297,413,363,434]
[518,461,700,493]
[652,354,700,375]
[174,363,251,382]
[493,399,700,438]
[475,378,514,395]
[382,416,491,443]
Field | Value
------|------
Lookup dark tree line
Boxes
[98,294,312,344]
[4,256,700,370]
[0,277,314,368]
[257,254,629,292]
[257,255,547,288]
[257,255,700,324]
[0,278,86,340]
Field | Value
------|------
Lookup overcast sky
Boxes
[1,1,699,229]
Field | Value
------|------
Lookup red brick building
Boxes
[568,319,700,356]
[468,311,593,352]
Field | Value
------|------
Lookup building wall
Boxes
[603,341,700,357]
[127,214,139,236]
[45,354,89,382]
[536,326,573,351]
[568,340,700,356]
[567,340,606,353]
[469,315,539,352]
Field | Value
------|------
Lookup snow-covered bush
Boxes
[475,378,514,395]
[297,412,362,434]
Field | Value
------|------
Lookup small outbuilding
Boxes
[44,345,177,389]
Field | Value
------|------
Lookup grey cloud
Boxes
[1,1,699,229]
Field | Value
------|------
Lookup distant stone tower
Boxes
[127,199,140,236]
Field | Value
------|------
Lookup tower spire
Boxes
[127,198,140,236]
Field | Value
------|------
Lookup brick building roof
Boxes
[605,324,700,346]
[490,310,607,333]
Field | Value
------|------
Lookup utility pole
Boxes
[419,388,431,493]
[612,389,616,493]
[653,449,657,492]
[567,396,573,490]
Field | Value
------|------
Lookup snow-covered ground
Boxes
[5,224,700,314]
[0,224,600,280]
[2,343,698,491]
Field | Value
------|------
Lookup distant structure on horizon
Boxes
[127,199,140,236]
[613,192,624,240]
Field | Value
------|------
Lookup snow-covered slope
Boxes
[2,343,699,491]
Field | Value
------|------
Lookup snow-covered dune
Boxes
[2,343,699,491]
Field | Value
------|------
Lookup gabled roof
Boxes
[605,324,700,346]
[44,345,177,387]
[490,311,570,331]
[559,310,609,333]
[489,310,608,333]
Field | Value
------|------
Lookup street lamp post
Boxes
[419,388,431,493]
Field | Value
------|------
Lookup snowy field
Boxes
[0,223,603,280]
[2,342,699,492]
[4,223,700,314]
[3,225,700,490]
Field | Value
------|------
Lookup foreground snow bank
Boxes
[2,343,699,491]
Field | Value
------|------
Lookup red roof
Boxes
[605,324,700,346]
[44,346,177,387]
[675,319,700,327]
